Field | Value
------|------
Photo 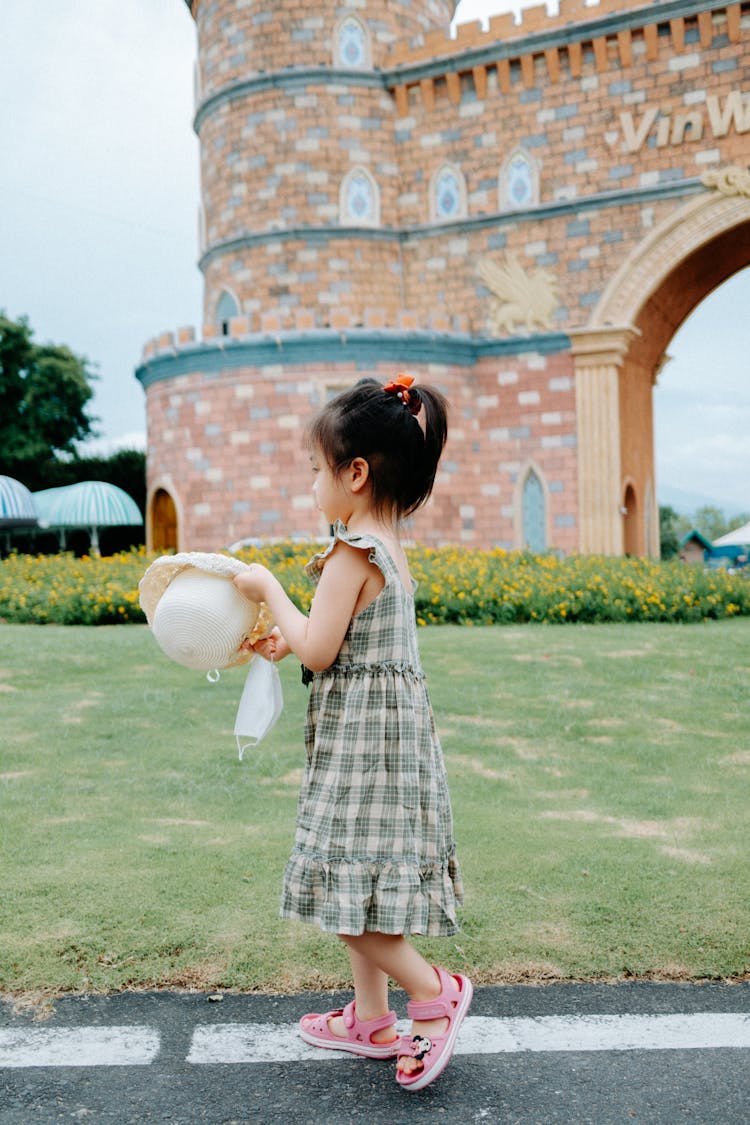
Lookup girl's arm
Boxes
[233,542,373,672]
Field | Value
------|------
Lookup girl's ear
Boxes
[348,457,370,493]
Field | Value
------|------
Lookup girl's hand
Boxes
[230,542,370,671]
[247,627,290,662]
[233,564,272,603]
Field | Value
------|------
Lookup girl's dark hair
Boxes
[308,377,448,518]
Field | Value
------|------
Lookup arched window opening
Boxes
[216,290,239,337]
[431,164,467,222]
[522,469,546,552]
[339,167,380,227]
[151,488,178,552]
[622,483,639,557]
[499,148,539,212]
[335,15,370,69]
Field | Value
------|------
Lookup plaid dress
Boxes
[280,521,463,936]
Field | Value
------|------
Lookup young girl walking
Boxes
[234,374,471,1091]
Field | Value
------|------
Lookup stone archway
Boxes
[571,178,750,556]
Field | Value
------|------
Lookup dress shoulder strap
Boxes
[305,520,399,585]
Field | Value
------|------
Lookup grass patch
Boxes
[1,620,749,995]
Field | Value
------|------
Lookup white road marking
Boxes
[0,1026,160,1068]
[186,1013,750,1064]
[458,1014,750,1054]
[2,1013,749,1069]
[187,1023,324,1064]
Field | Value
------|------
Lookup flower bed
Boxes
[0,544,748,626]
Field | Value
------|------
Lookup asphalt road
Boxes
[2,981,749,1124]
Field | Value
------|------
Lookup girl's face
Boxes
[310,446,352,525]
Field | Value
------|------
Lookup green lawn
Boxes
[1,619,749,996]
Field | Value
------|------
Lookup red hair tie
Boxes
[384,373,422,417]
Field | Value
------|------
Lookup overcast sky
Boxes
[1,0,747,515]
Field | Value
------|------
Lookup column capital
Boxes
[568,325,640,368]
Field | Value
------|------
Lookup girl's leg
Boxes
[303,931,402,1044]
[339,932,448,1075]
[323,939,397,1045]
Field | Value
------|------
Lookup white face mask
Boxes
[234,655,284,760]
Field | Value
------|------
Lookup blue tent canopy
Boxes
[32,487,69,528]
[36,481,141,528]
[32,480,142,553]
[0,475,39,529]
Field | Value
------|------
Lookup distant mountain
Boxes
[657,482,744,517]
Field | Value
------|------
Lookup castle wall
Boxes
[141,337,578,551]
[197,75,404,326]
[138,0,750,554]
[390,3,749,333]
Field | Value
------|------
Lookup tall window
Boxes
[431,164,467,222]
[335,16,370,68]
[522,469,546,552]
[340,167,380,226]
[499,148,539,211]
[216,290,239,336]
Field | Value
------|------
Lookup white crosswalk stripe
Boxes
[186,1013,750,1064]
[2,1013,749,1069]
[0,1026,160,1068]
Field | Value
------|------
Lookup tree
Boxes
[690,505,728,542]
[691,505,750,543]
[0,313,96,467]
[662,504,750,556]
[659,505,680,559]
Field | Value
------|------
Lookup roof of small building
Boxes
[679,529,713,551]
[713,520,750,547]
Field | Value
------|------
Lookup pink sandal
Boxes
[396,966,473,1091]
[298,999,399,1058]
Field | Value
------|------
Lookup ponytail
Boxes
[308,376,449,519]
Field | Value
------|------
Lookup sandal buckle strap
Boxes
[405,998,449,1021]
[343,1000,397,1037]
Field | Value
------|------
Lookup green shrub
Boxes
[0,544,748,626]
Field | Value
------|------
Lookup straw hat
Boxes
[138,552,273,672]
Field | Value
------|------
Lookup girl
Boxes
[233,374,471,1091]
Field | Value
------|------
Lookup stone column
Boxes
[570,328,639,555]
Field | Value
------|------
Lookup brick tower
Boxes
[194,0,456,335]
[138,0,750,555]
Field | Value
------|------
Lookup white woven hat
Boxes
[138,552,273,672]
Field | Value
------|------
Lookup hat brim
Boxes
[138,552,274,660]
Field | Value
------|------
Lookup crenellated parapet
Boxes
[386,0,746,114]
[140,306,476,364]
